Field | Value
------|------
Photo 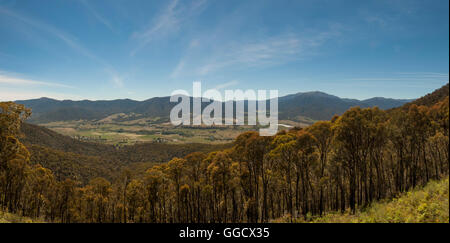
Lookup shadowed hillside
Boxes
[20,123,116,156]
[20,123,232,183]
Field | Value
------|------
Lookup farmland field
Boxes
[39,117,309,145]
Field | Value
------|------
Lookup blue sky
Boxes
[0,0,448,101]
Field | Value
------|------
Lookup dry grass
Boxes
[0,210,43,223]
[274,177,449,223]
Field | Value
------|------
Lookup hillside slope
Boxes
[21,123,231,161]
[20,123,232,183]
[20,123,116,156]
[278,177,449,223]
[403,83,449,108]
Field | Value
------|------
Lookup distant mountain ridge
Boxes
[15,91,414,123]
[278,91,412,120]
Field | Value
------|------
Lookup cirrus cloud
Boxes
[0,71,74,89]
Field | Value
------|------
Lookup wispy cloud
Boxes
[0,71,74,88]
[395,72,449,79]
[79,0,115,32]
[169,60,185,78]
[197,36,303,76]
[130,0,207,56]
[365,15,390,27]
[107,70,124,88]
[337,72,449,88]
[0,6,97,61]
[349,72,449,82]
[214,80,239,90]
[0,70,80,101]
[0,51,14,59]
[171,26,342,78]
[0,6,123,87]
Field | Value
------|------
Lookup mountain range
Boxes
[15,91,413,123]
[16,83,449,184]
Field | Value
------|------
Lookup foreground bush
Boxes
[0,210,41,223]
[283,177,449,223]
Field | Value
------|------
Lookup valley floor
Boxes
[38,119,307,145]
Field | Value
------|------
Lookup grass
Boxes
[40,120,259,144]
[274,177,449,223]
[0,210,42,223]
[38,114,309,145]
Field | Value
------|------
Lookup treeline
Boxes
[0,89,448,222]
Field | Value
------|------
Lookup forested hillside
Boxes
[278,177,449,223]
[405,83,449,108]
[21,123,116,156]
[20,123,231,184]
[0,84,448,223]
